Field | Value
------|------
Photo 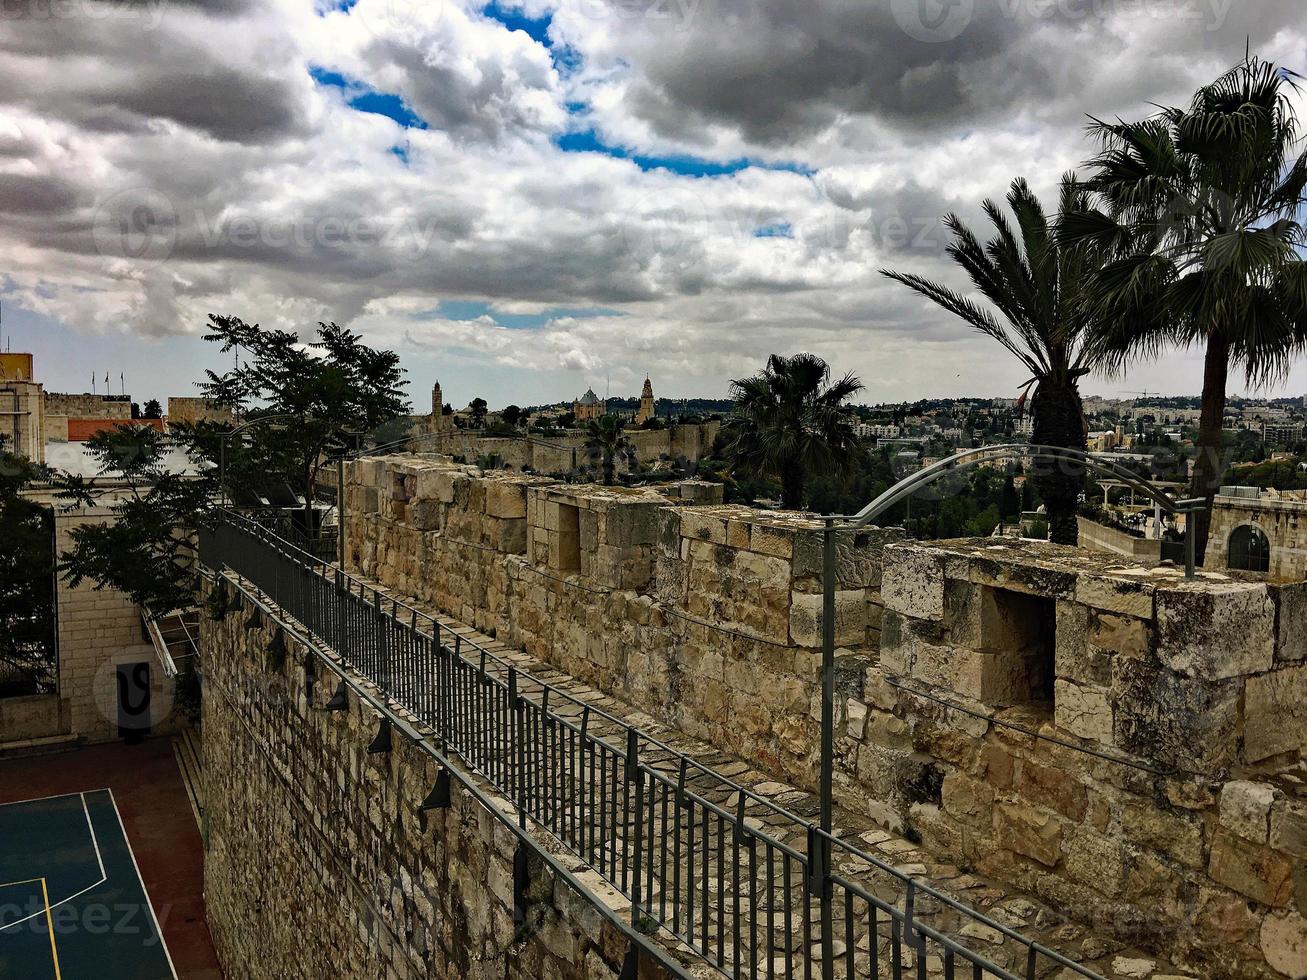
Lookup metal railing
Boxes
[200,511,1107,980]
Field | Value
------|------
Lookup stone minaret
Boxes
[430,381,448,432]
[636,376,655,425]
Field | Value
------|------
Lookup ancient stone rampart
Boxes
[345,455,1307,977]
[867,539,1307,977]
[345,455,899,787]
[202,586,683,980]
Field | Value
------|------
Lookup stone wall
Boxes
[410,420,721,475]
[1,495,180,749]
[0,378,44,463]
[202,585,682,980]
[344,456,1307,977]
[1077,516,1163,561]
[858,538,1307,978]
[43,391,132,419]
[1208,492,1307,581]
[166,396,234,426]
[345,455,900,789]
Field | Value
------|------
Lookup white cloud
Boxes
[0,0,1305,403]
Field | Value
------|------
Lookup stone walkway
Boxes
[332,569,1191,980]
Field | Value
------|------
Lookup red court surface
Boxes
[0,738,223,980]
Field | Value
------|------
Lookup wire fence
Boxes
[200,511,1107,980]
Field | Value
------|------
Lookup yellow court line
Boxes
[40,877,62,980]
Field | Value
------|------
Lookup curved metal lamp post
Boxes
[217,412,299,509]
[811,443,1206,975]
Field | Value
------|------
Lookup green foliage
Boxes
[882,176,1103,544]
[141,399,163,420]
[582,415,632,486]
[0,448,57,696]
[1063,56,1307,556]
[501,405,523,427]
[724,353,864,510]
[469,397,488,427]
[56,316,409,614]
[57,425,217,614]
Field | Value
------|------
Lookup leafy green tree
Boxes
[882,176,1108,545]
[57,425,215,615]
[469,397,488,428]
[57,317,408,611]
[999,474,1021,519]
[142,399,163,420]
[724,353,864,510]
[200,316,409,532]
[0,444,56,696]
[583,415,632,486]
[1062,56,1307,561]
[501,404,523,427]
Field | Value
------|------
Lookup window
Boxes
[1228,524,1270,573]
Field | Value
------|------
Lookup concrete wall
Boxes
[52,505,179,743]
[202,590,682,980]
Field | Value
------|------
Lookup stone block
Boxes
[1270,799,1307,858]
[881,546,946,621]
[1244,665,1307,763]
[1261,912,1307,980]
[749,523,794,559]
[680,510,727,545]
[485,482,527,519]
[1208,830,1294,906]
[1075,575,1154,619]
[994,802,1063,867]
[1155,581,1274,680]
[1064,827,1127,897]
[1054,678,1112,744]
[1218,781,1276,843]
[789,590,866,648]
[941,770,993,828]
[409,499,443,532]
[1116,802,1204,869]
[726,520,750,550]
[415,469,457,504]
[1112,657,1242,777]
[1272,582,1307,664]
[846,699,868,739]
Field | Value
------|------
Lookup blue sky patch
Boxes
[554,129,812,178]
[418,300,622,329]
[482,2,552,46]
[754,222,793,238]
[309,65,427,130]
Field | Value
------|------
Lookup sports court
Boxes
[0,789,177,980]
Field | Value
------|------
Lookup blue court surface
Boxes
[0,789,177,979]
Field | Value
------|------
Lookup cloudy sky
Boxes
[1,0,1305,409]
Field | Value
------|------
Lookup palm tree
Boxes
[882,176,1107,544]
[583,415,631,486]
[725,353,863,510]
[1061,57,1307,561]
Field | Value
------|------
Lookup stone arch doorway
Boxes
[1227,523,1270,573]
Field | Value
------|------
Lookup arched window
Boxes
[1228,524,1270,573]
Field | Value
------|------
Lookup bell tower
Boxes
[636,376,655,425]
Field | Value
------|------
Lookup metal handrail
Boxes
[201,511,1110,980]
